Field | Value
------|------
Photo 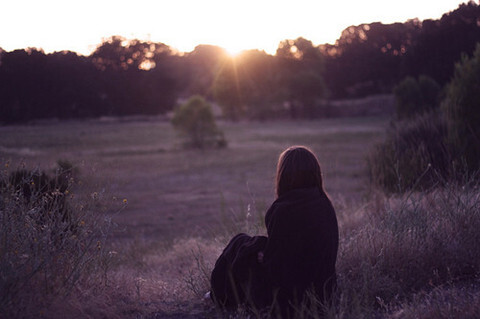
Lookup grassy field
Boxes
[1,116,394,317]
[3,116,480,318]
[0,117,388,244]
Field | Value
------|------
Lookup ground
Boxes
[0,116,389,317]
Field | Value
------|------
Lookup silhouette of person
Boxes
[210,146,339,318]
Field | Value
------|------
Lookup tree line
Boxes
[1,1,479,123]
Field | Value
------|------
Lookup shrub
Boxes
[368,111,451,193]
[394,76,422,119]
[371,47,480,194]
[393,75,441,119]
[442,43,480,171]
[418,75,441,111]
[0,166,112,317]
[172,95,227,149]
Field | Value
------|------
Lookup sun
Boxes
[222,42,245,57]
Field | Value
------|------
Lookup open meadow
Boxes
[0,116,388,317]
[0,117,388,244]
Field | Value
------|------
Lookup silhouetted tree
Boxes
[405,2,480,85]
[0,38,178,123]
[2,2,480,123]
[234,50,280,120]
[181,45,228,98]
[323,2,480,99]
[0,49,103,122]
[89,36,178,116]
[323,21,419,98]
[213,57,243,120]
[213,50,281,120]
[276,38,326,118]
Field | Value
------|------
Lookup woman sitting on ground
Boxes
[210,145,339,317]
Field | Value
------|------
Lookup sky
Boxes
[0,0,472,56]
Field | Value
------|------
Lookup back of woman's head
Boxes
[275,146,324,197]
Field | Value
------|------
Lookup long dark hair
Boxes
[275,146,324,198]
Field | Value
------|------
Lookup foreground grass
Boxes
[50,177,478,319]
[335,177,480,318]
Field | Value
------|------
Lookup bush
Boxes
[0,166,112,317]
[442,43,480,171]
[368,112,451,193]
[172,96,227,149]
[418,75,441,111]
[393,75,441,119]
[371,46,480,194]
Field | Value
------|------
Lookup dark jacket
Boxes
[263,187,339,309]
[211,187,338,315]
[210,233,268,310]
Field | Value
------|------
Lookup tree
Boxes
[90,37,178,116]
[321,2,480,99]
[230,50,280,120]
[0,38,179,123]
[213,50,280,120]
[213,57,243,121]
[0,49,104,123]
[275,38,326,118]
[442,43,480,171]
[182,45,228,97]
[406,2,480,85]
[171,96,226,149]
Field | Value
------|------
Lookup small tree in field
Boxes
[172,96,226,149]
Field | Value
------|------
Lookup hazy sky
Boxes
[0,0,471,55]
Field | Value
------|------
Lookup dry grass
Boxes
[3,117,480,318]
[0,117,387,244]
[332,176,480,319]
[0,166,119,318]
[391,286,480,319]
[12,116,475,318]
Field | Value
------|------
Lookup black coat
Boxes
[263,187,339,308]
[210,187,339,315]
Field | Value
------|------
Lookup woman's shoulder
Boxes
[266,187,334,222]
[276,187,332,208]
[265,188,336,219]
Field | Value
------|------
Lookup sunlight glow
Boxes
[222,44,245,57]
[0,0,468,55]
[139,60,155,71]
